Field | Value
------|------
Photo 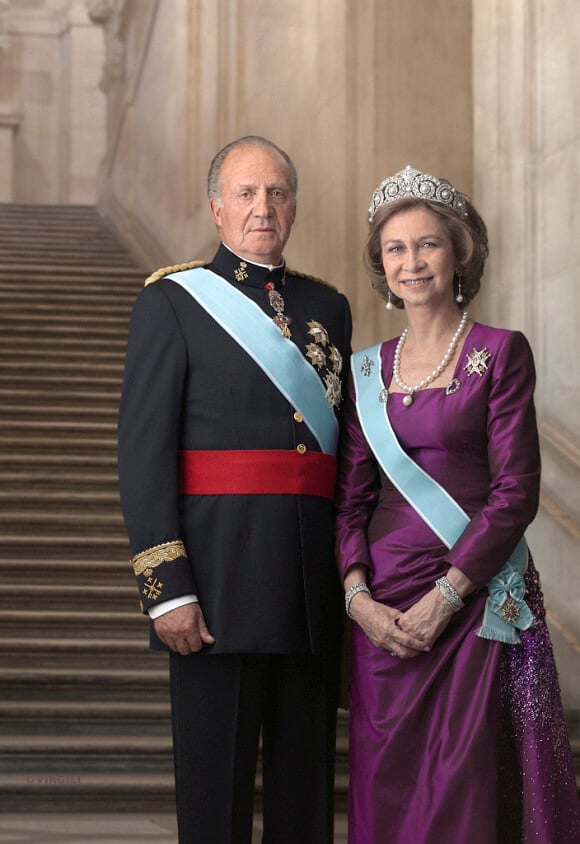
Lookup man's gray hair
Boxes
[207,136,298,204]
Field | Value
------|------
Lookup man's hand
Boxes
[154,603,215,655]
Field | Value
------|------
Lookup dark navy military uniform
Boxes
[118,243,352,843]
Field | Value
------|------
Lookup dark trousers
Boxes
[169,651,339,844]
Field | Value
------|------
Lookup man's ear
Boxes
[209,198,222,227]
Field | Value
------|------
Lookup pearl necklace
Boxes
[393,310,468,407]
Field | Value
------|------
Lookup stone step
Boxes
[0,533,129,560]
[0,421,116,440]
[0,335,127,353]
[0,735,174,775]
[0,487,120,507]
[0,512,126,535]
[0,558,134,585]
[0,583,135,612]
[0,453,117,473]
[0,271,139,296]
[0,636,151,670]
[0,470,118,492]
[0,771,350,815]
[1,315,129,340]
[0,359,124,376]
[0,665,167,701]
[3,305,129,324]
[2,290,133,312]
[0,771,177,813]
[0,698,171,735]
[0,389,121,410]
[0,264,144,280]
[0,608,141,636]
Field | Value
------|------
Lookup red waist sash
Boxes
[179,449,337,499]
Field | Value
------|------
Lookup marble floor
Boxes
[0,813,348,843]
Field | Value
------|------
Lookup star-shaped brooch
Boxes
[464,347,491,377]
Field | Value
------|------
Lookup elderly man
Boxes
[118,136,352,843]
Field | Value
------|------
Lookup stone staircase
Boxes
[0,202,350,815]
[0,202,171,811]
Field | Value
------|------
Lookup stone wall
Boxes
[473,0,580,707]
[0,0,105,203]
[92,0,472,349]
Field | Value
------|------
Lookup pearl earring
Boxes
[455,276,464,304]
[386,290,393,310]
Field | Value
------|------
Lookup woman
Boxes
[335,165,580,843]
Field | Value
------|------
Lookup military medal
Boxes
[307,320,329,346]
[267,287,293,339]
[303,318,343,407]
[324,371,342,408]
[306,343,327,369]
[234,260,249,282]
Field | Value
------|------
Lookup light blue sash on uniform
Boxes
[167,267,339,456]
[351,344,533,644]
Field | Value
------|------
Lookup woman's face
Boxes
[380,206,457,310]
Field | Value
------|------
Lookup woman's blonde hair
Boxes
[363,196,489,309]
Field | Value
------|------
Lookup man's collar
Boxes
[211,242,286,289]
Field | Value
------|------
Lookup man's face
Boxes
[209,144,296,266]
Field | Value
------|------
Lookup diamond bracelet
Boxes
[435,576,465,612]
[345,582,372,618]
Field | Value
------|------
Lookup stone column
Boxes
[0,112,19,201]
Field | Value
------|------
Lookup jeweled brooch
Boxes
[464,347,491,377]
[360,354,374,377]
[445,378,462,396]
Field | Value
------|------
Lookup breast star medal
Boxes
[303,319,343,407]
[464,347,491,377]
[306,343,327,369]
[324,371,342,408]
[307,320,329,346]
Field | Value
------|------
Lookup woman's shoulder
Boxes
[468,322,534,376]
[469,322,531,351]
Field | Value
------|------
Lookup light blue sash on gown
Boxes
[352,344,533,644]
[167,267,339,456]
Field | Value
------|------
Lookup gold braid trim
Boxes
[132,540,187,575]
[286,268,337,292]
[145,260,207,286]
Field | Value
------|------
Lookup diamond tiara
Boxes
[368,164,469,222]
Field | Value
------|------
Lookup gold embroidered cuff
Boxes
[132,540,187,575]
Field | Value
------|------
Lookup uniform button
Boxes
[293,411,304,423]
[296,443,307,455]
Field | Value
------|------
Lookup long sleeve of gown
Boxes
[444,330,540,588]
[334,376,381,579]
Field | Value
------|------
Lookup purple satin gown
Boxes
[335,324,580,843]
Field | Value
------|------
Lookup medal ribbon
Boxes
[167,267,339,455]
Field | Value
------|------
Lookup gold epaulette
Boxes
[144,260,206,287]
[286,268,337,292]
